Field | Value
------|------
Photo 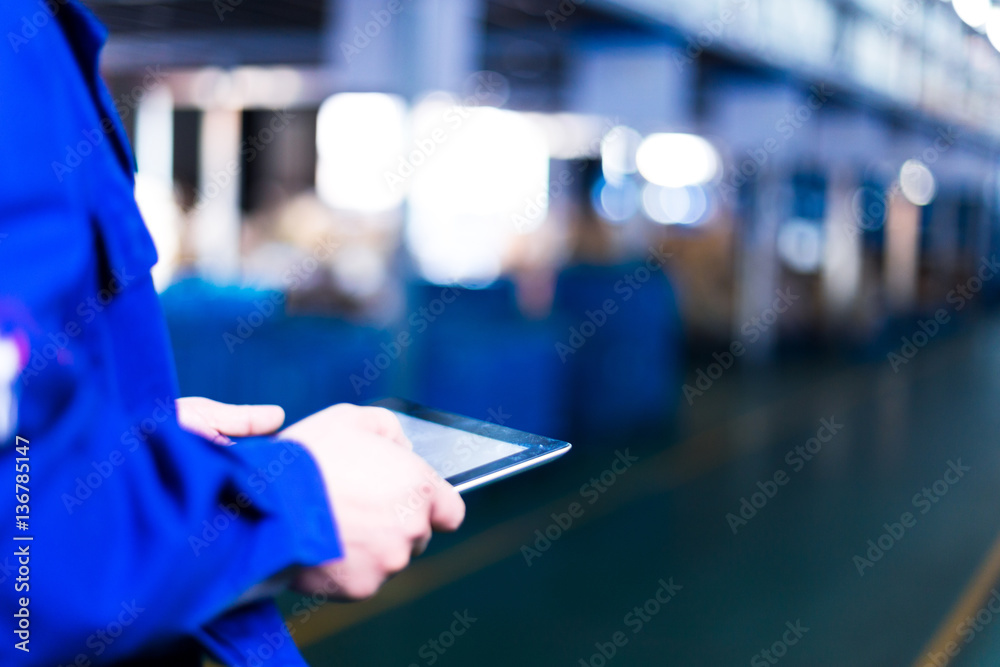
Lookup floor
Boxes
[283,313,1000,667]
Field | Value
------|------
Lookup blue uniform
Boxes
[0,1,342,664]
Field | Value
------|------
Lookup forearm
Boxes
[1,418,339,666]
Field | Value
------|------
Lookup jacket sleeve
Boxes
[0,3,342,665]
[0,194,343,666]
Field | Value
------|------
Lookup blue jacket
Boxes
[0,1,342,664]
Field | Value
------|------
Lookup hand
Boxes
[176,397,286,445]
[279,403,466,600]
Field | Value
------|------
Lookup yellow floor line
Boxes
[294,333,979,652]
[295,366,873,649]
[200,331,975,666]
[910,529,1000,667]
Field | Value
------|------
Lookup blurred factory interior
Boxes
[85,0,1000,664]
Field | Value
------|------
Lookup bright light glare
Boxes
[777,219,824,274]
[953,0,991,29]
[987,7,1000,50]
[135,174,181,291]
[407,105,549,285]
[528,113,607,160]
[316,93,407,213]
[641,184,709,225]
[601,126,643,185]
[592,177,639,223]
[899,159,936,206]
[134,87,179,290]
[635,133,721,188]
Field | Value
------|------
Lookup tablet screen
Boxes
[392,411,528,478]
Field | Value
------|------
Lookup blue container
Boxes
[404,281,570,437]
[552,262,682,440]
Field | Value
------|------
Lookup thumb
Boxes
[178,397,286,438]
[210,402,287,437]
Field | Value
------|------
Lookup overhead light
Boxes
[987,6,1000,49]
[592,176,639,223]
[641,184,709,226]
[315,93,407,213]
[527,112,607,160]
[635,133,721,188]
[406,105,550,285]
[953,0,991,29]
[899,159,936,206]
[600,126,643,185]
[777,219,824,274]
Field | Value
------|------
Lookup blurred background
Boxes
[87,0,1000,664]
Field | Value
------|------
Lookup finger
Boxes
[412,533,431,557]
[175,398,234,445]
[428,477,466,532]
[207,401,287,437]
[191,427,233,446]
[206,431,234,446]
[350,406,412,450]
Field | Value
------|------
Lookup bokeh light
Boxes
[635,133,721,188]
[953,0,991,29]
[899,159,937,206]
[600,126,643,185]
[641,184,709,225]
[316,93,407,213]
[592,176,640,223]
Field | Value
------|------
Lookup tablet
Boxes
[373,398,572,493]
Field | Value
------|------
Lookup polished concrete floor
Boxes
[285,313,1000,667]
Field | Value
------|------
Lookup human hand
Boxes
[176,396,286,445]
[279,403,466,599]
